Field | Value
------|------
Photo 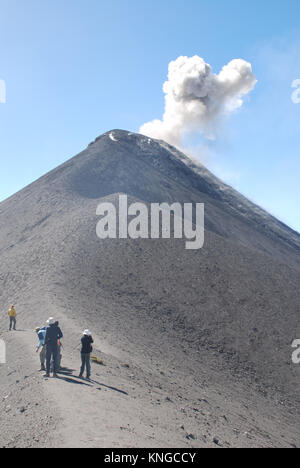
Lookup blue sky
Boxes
[0,0,299,232]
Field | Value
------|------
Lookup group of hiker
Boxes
[7,305,94,380]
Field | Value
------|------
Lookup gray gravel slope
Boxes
[0,130,300,447]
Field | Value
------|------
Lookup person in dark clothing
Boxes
[79,330,93,380]
[44,317,63,378]
[54,321,63,371]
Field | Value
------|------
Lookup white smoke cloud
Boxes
[140,55,257,148]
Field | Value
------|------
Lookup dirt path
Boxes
[0,325,209,448]
[0,328,160,448]
[1,322,299,448]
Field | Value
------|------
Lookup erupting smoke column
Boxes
[140,55,257,148]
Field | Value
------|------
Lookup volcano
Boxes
[0,130,299,448]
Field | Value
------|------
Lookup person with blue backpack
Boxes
[35,326,47,371]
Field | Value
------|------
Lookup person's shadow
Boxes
[56,368,93,386]
[90,379,128,396]
[56,375,93,387]
[57,367,76,376]
[56,370,127,394]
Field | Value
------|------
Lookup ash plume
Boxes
[140,55,257,148]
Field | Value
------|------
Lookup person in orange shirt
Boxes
[8,305,17,331]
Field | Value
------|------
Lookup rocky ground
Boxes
[1,318,299,448]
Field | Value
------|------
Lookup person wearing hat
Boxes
[8,305,17,331]
[79,330,94,380]
[35,326,47,371]
[44,318,63,378]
